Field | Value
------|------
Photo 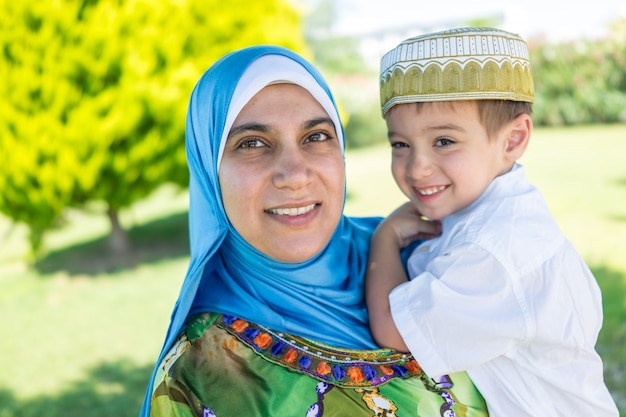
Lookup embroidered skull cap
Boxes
[380,27,534,115]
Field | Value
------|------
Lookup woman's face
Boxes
[219,83,345,263]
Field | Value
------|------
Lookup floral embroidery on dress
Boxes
[160,334,191,374]
[357,388,399,416]
[182,313,467,416]
[202,407,217,417]
[440,391,457,417]
[212,313,423,388]
[305,382,334,417]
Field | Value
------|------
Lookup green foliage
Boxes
[344,103,388,149]
[300,1,382,148]
[530,20,626,126]
[302,0,368,75]
[0,0,307,254]
[308,35,367,74]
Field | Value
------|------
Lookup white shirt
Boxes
[390,164,618,416]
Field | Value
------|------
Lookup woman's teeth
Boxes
[267,203,316,216]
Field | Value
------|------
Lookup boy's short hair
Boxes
[379,27,535,120]
[406,100,532,139]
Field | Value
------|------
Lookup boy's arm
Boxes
[366,222,410,351]
[366,203,440,352]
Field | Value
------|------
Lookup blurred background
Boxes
[1,0,625,415]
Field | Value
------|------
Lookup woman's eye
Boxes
[306,132,331,143]
[239,138,266,149]
[435,137,454,147]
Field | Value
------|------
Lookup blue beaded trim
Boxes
[209,313,425,388]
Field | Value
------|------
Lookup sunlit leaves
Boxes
[0,0,308,254]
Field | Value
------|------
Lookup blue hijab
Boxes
[141,45,381,415]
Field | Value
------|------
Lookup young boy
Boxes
[366,27,618,416]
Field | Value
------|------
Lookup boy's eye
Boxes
[435,137,454,147]
[390,141,409,148]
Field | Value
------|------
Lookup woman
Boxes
[141,45,488,416]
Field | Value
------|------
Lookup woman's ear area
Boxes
[503,113,533,160]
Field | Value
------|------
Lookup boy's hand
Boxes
[377,202,442,249]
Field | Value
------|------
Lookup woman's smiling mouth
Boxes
[266,203,317,216]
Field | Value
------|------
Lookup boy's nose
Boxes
[408,152,434,180]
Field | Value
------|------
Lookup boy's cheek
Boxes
[390,163,407,187]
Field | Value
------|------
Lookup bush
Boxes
[530,20,626,126]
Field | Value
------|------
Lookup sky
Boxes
[326,0,626,42]
[295,0,626,68]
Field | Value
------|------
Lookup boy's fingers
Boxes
[418,218,442,236]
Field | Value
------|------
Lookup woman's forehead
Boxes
[235,83,328,118]
[227,84,334,143]
[216,54,344,167]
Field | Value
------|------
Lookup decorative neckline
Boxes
[188,312,435,389]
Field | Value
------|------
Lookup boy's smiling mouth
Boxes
[416,185,447,196]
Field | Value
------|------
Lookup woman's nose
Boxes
[272,146,313,189]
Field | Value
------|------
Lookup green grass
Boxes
[1,125,625,416]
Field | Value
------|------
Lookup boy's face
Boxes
[385,101,516,220]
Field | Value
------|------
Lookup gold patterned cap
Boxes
[380,27,534,115]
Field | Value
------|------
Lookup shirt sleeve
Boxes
[389,242,530,378]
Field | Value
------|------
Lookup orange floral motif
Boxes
[317,361,331,375]
[222,336,237,351]
[284,348,298,363]
[231,319,249,333]
[357,388,398,416]
[380,365,394,376]
[254,333,272,349]
[405,360,422,374]
[347,366,364,382]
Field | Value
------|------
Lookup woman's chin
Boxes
[261,235,330,263]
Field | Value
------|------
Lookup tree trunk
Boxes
[106,207,131,256]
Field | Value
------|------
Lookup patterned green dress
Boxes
[151,313,488,417]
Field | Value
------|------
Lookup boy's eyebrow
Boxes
[427,123,467,132]
[386,123,466,139]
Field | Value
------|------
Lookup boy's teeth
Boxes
[419,186,446,195]
[269,204,316,216]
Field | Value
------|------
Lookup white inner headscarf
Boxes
[217,54,344,167]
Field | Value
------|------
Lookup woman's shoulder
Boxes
[342,215,382,234]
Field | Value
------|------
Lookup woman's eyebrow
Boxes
[228,117,334,139]
[227,122,271,139]
[303,117,334,130]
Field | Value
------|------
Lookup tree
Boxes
[0,0,308,256]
